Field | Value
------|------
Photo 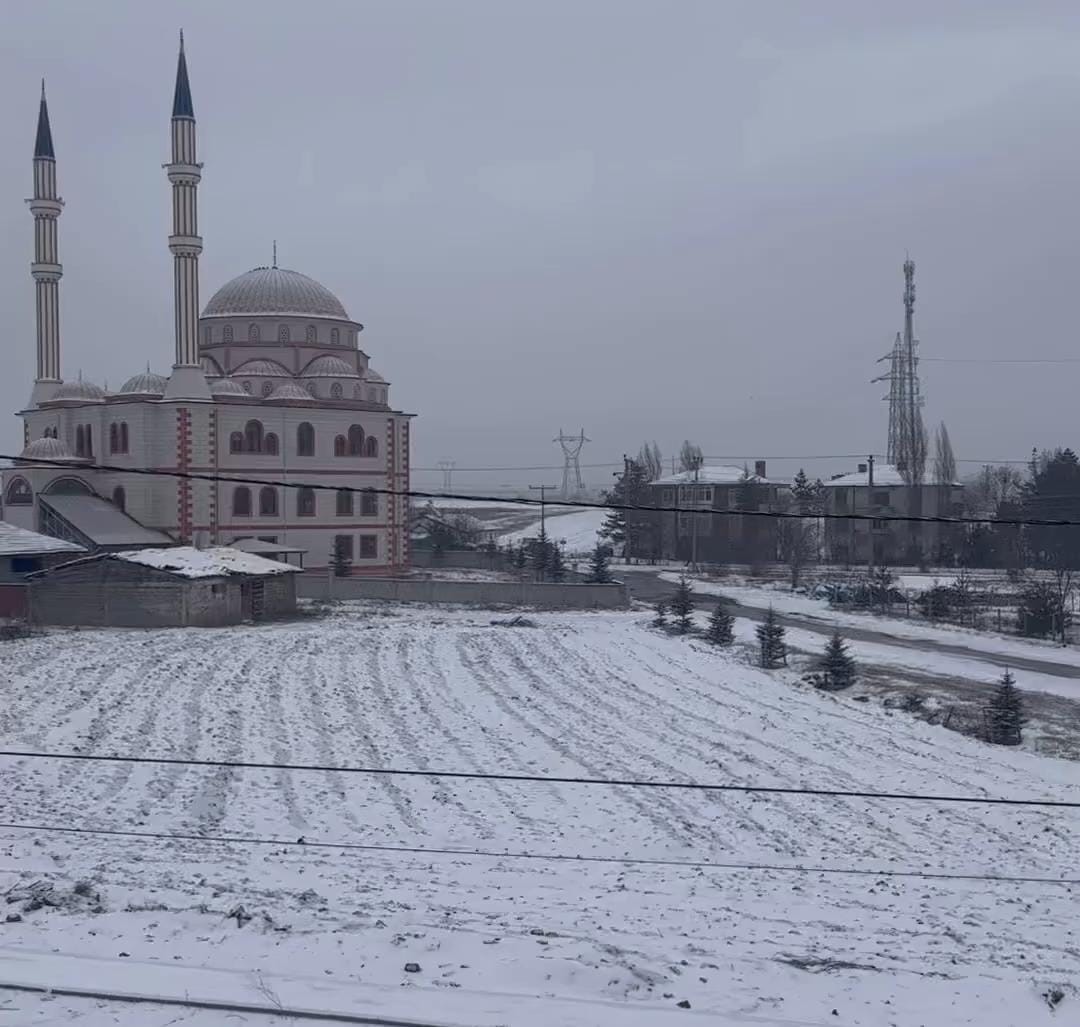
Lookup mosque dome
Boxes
[231,359,292,378]
[19,437,78,461]
[202,266,351,321]
[300,355,360,378]
[48,379,107,403]
[210,378,249,396]
[264,381,317,403]
[119,371,168,396]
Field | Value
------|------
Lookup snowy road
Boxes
[0,606,1077,1025]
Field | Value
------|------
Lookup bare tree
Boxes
[678,440,704,474]
[933,422,956,485]
[776,492,817,589]
[637,441,663,482]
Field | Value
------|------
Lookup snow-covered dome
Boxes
[202,266,350,321]
[18,436,78,461]
[210,378,249,396]
[119,371,168,395]
[231,359,292,378]
[48,379,107,403]
[265,381,317,402]
[300,355,360,378]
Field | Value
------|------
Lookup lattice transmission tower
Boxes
[436,460,456,491]
[554,428,589,499]
[872,257,927,486]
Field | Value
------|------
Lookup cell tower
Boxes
[872,257,926,486]
[554,428,589,499]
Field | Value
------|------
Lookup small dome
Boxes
[19,437,77,461]
[265,381,317,402]
[301,355,360,378]
[210,378,249,396]
[231,359,292,378]
[48,379,107,403]
[202,266,351,321]
[119,371,168,395]
[201,356,224,378]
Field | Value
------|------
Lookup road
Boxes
[624,570,1080,682]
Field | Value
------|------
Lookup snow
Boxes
[655,465,765,485]
[109,546,301,579]
[0,605,1078,1024]
[0,521,83,558]
[500,508,608,554]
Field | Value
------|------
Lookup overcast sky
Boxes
[2,1,1079,489]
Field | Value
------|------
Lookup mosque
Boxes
[1,38,413,573]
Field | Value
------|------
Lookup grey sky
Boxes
[2,1,1079,489]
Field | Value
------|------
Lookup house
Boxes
[821,462,964,566]
[27,547,299,628]
[648,462,781,564]
[0,521,85,619]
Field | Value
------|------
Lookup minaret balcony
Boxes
[26,198,63,216]
[164,162,202,184]
[168,234,203,256]
[30,262,62,280]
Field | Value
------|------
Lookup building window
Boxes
[698,487,713,503]
[359,534,377,559]
[223,324,234,343]
[84,426,92,458]
[233,487,252,517]
[334,534,354,561]
[297,422,315,456]
[334,434,347,457]
[258,486,278,516]
[297,486,316,517]
[872,518,888,531]
[242,380,253,394]
[353,385,363,399]
[112,486,126,512]
[4,477,32,506]
[109,424,119,454]
[347,424,364,456]
[277,324,290,343]
[229,431,243,454]
[835,490,848,513]
[364,436,378,458]
[75,425,85,457]
[248,323,260,341]
[261,381,274,397]
[120,423,129,454]
[305,325,316,343]
[264,432,279,455]
[244,419,263,453]
[336,489,353,516]
[360,489,377,516]
[330,327,340,345]
[330,382,343,400]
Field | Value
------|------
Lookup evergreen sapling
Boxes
[706,604,735,647]
[989,668,1025,745]
[670,574,695,634]
[756,606,787,668]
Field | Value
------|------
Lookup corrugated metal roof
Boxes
[0,521,84,557]
[114,546,300,579]
[40,495,174,547]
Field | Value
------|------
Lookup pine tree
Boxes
[512,543,528,573]
[669,574,695,634]
[653,599,668,627]
[532,527,551,580]
[585,543,611,583]
[548,542,566,582]
[988,669,1025,745]
[330,537,352,578]
[756,606,787,668]
[814,630,856,691]
[705,604,735,647]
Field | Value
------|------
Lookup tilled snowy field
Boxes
[0,605,1078,1025]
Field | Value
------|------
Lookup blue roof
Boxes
[172,35,194,118]
[34,82,55,159]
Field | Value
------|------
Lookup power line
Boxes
[924,357,1080,365]
[0,749,1074,808]
[10,452,1080,529]
[0,820,1074,886]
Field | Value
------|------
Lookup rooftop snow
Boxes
[113,546,301,579]
[822,463,963,487]
[654,465,768,485]
[0,521,84,558]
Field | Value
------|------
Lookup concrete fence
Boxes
[298,575,629,610]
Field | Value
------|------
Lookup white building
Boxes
[3,40,414,573]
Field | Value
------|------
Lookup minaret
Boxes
[163,32,210,400]
[27,81,64,405]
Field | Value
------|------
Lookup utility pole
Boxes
[528,484,557,581]
[867,453,875,577]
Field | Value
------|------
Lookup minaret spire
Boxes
[163,32,210,399]
[27,80,64,404]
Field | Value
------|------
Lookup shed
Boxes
[28,546,299,628]
[0,522,85,619]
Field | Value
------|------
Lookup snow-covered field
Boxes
[500,508,607,554]
[0,606,1078,1025]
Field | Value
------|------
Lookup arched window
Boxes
[109,424,119,454]
[259,486,278,516]
[264,432,279,455]
[223,324,234,343]
[360,489,377,516]
[84,426,93,458]
[242,381,253,394]
[229,431,243,454]
[297,487,316,517]
[305,325,316,343]
[330,327,340,345]
[112,486,126,512]
[364,436,378,458]
[244,420,263,453]
[336,489,353,516]
[334,434,346,457]
[233,487,252,517]
[330,382,343,400]
[4,477,32,506]
[277,324,290,343]
[120,423,129,454]
[261,381,274,397]
[248,323,260,341]
[353,385,363,399]
[75,425,85,457]
[297,422,315,456]
[347,425,364,456]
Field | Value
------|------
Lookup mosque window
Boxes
[305,325,316,343]
[261,381,274,397]
[277,324,290,343]
[364,436,378,458]
[248,324,260,341]
[244,419,264,453]
[297,422,315,456]
[360,490,377,517]
[330,328,340,346]
[297,487,316,517]
[331,382,343,400]
[353,385,363,400]
[229,431,243,454]
[120,423,129,454]
[264,432,279,456]
[112,486,126,512]
[334,435,347,457]
[223,324,234,343]
[75,426,85,457]
[347,425,365,456]
[109,424,119,454]
[336,489,353,516]
[232,487,252,517]
[4,477,32,506]
[242,381,253,394]
[259,486,278,517]
[84,426,93,458]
